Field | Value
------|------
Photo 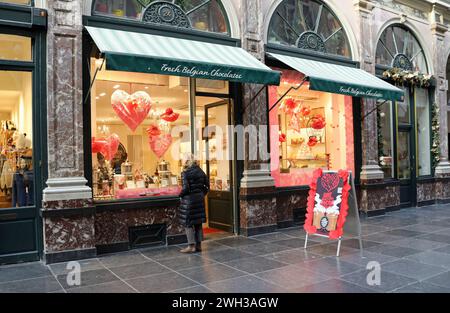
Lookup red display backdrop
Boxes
[304,169,352,240]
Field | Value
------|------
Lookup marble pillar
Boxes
[430,7,450,178]
[355,1,384,184]
[42,0,95,263]
[239,0,277,236]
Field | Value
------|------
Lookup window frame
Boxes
[267,0,352,59]
[90,0,231,36]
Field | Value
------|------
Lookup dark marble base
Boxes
[358,183,400,212]
[277,220,295,229]
[167,234,188,245]
[95,204,184,247]
[96,242,129,255]
[240,224,278,237]
[44,248,97,265]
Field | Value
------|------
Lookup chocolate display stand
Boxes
[303,170,363,257]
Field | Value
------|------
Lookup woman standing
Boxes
[179,155,209,254]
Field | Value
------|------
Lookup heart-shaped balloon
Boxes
[111,90,152,132]
[321,173,340,193]
[149,134,173,159]
[146,125,162,137]
[92,133,120,161]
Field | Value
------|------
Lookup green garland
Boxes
[431,102,441,171]
[383,68,434,88]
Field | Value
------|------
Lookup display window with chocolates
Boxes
[266,0,403,190]
[89,66,233,202]
[269,68,355,187]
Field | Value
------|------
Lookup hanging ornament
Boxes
[310,114,326,130]
[307,136,319,147]
[289,114,302,133]
[280,97,298,114]
[148,134,173,159]
[300,105,312,117]
[111,90,152,132]
[279,133,287,143]
[146,125,162,137]
[160,108,180,123]
[91,133,120,161]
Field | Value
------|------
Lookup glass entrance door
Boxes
[0,32,42,265]
[397,89,417,207]
[196,96,234,234]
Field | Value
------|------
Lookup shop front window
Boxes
[268,0,351,58]
[397,87,410,124]
[0,71,34,209]
[90,60,230,201]
[416,88,431,176]
[269,68,354,187]
[377,101,394,178]
[0,34,32,61]
[92,0,229,34]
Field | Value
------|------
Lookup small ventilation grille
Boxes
[129,224,166,249]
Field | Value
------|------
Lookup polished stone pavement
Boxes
[2,204,450,293]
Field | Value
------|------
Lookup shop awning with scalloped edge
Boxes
[85,26,281,86]
[267,52,404,101]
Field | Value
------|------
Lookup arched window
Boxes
[376,24,427,73]
[92,0,229,35]
[268,0,351,58]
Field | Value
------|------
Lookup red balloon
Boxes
[92,133,120,161]
[161,108,180,123]
[111,90,152,132]
[146,125,162,137]
[149,134,173,159]
[308,136,319,147]
[311,114,326,130]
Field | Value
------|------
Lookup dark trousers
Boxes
[185,224,203,245]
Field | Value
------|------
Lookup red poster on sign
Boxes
[304,169,352,240]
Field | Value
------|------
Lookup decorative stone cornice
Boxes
[431,22,448,36]
[353,0,375,13]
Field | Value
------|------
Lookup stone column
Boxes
[355,1,384,184]
[239,0,277,236]
[430,6,450,177]
[42,0,95,263]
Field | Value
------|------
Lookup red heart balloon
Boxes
[92,133,120,161]
[111,90,152,132]
[149,134,172,159]
[147,125,162,137]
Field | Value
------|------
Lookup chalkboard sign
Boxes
[304,169,352,240]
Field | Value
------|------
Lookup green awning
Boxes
[86,26,280,85]
[268,53,404,101]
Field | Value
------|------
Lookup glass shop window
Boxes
[0,34,32,62]
[90,61,231,202]
[416,88,431,176]
[377,101,394,178]
[268,68,354,187]
[0,71,34,209]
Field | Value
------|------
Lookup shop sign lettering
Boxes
[339,86,383,98]
[160,64,243,80]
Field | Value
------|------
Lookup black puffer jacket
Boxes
[179,165,209,227]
